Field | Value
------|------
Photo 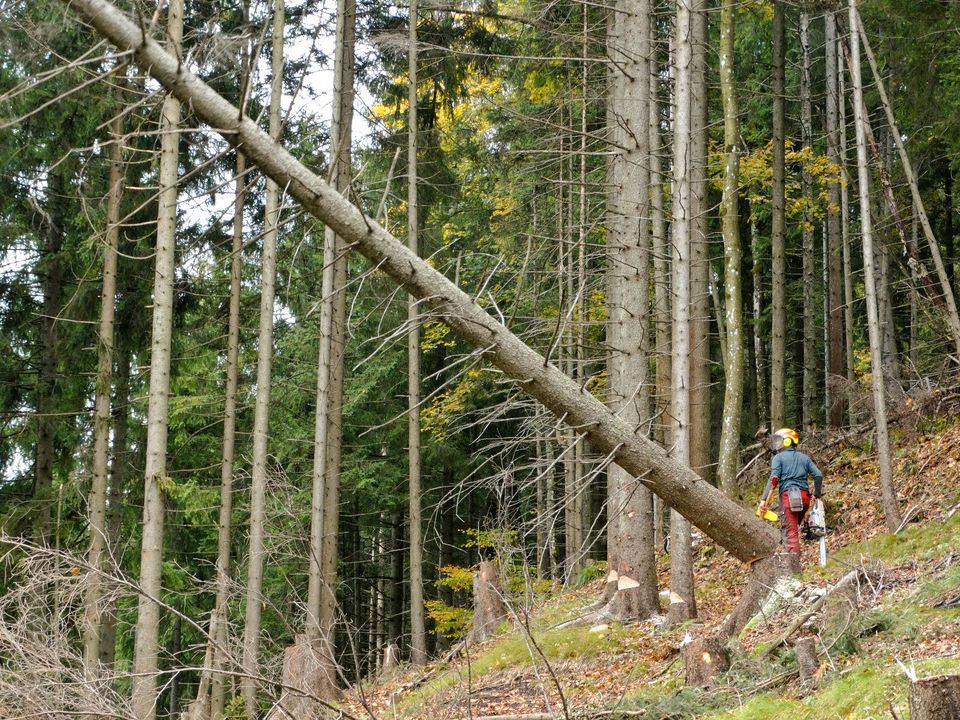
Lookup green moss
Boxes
[833,513,960,566]
[707,658,960,720]
[396,623,627,715]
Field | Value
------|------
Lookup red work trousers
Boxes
[780,489,810,557]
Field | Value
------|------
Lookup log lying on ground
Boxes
[59,0,779,564]
[909,675,960,720]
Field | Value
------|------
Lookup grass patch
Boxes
[833,513,960,566]
[396,623,627,715]
[705,657,960,720]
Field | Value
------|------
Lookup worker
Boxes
[757,428,824,558]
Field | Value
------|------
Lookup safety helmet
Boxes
[774,427,800,448]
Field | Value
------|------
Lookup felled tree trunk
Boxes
[909,675,960,720]
[682,635,730,687]
[59,0,782,567]
[470,561,507,643]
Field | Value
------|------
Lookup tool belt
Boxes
[786,488,805,513]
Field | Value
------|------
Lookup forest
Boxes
[2,0,960,717]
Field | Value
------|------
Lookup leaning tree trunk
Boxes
[130,0,182,716]
[83,79,124,674]
[847,0,901,532]
[241,2,283,713]
[854,9,960,360]
[61,0,782,567]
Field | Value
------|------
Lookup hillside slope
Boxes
[343,411,960,719]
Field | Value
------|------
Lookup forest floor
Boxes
[341,395,960,719]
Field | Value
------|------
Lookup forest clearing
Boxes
[2,0,960,718]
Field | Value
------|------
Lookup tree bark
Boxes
[407,0,427,666]
[99,347,129,670]
[34,166,65,544]
[317,0,356,665]
[604,0,659,620]
[241,2,283,712]
[130,0,181,715]
[668,0,697,624]
[770,1,786,431]
[825,14,846,427]
[682,635,730,687]
[470,561,507,644]
[717,0,743,500]
[854,9,960,361]
[83,80,124,674]
[208,149,246,720]
[847,0,902,532]
[909,675,960,720]
[800,12,817,426]
[63,0,781,565]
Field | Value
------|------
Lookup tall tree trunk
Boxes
[651,38,670,453]
[770,1,786,431]
[717,0,744,500]
[83,83,124,673]
[34,167,65,544]
[205,9,252,713]
[69,0,782,565]
[99,347,129,670]
[131,1,182,716]
[837,26,857,421]
[668,0,697,624]
[751,207,769,429]
[318,0,356,657]
[407,0,427,665]
[604,0,659,619]
[241,2,283,712]
[848,0,902,532]
[650,35,669,552]
[800,12,817,425]
[825,13,845,427]
[689,0,710,483]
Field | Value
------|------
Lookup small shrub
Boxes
[574,560,607,587]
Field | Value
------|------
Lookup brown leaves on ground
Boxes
[342,402,960,719]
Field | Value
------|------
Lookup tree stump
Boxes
[382,642,400,671]
[909,675,960,720]
[470,560,507,643]
[794,636,819,686]
[720,552,801,638]
[682,635,730,687]
[667,595,693,625]
[267,634,340,720]
[820,571,862,632]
